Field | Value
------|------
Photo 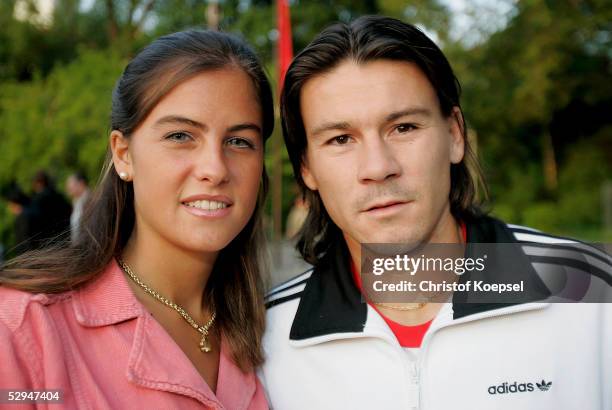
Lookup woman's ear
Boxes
[110,131,133,181]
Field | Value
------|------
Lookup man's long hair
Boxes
[281,15,487,265]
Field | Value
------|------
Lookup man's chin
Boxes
[359,231,425,246]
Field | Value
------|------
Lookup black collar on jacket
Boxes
[289,215,551,341]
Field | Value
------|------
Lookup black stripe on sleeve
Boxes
[265,292,303,309]
[527,255,612,286]
[266,277,309,299]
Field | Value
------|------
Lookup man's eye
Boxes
[395,123,417,133]
[329,135,351,145]
[165,132,193,142]
[226,137,255,149]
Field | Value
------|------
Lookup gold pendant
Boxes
[199,335,212,353]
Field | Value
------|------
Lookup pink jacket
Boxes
[0,260,268,410]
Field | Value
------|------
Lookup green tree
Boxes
[0,49,124,188]
[449,0,612,237]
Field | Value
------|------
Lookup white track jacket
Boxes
[260,216,612,410]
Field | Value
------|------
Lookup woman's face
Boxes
[112,68,264,256]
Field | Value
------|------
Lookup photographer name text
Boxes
[371,280,525,294]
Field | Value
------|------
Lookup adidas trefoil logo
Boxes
[536,380,552,392]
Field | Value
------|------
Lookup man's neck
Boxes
[346,213,464,277]
[344,212,464,326]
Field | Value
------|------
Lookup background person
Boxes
[284,195,309,240]
[1,182,36,256]
[29,170,72,246]
[66,171,91,243]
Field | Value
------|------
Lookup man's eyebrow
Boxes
[227,123,262,134]
[385,107,432,122]
[309,121,352,137]
[309,108,432,137]
[154,115,206,130]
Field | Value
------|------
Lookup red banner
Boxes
[277,0,293,90]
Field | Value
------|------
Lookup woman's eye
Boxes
[395,123,417,133]
[329,135,351,145]
[226,137,255,149]
[165,132,193,143]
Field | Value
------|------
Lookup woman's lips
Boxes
[182,202,232,218]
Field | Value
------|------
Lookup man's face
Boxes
[7,202,22,216]
[300,60,464,249]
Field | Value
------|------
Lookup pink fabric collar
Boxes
[73,258,143,327]
[72,259,258,409]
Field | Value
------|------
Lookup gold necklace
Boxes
[117,257,216,353]
[373,302,427,311]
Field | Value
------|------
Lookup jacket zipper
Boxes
[415,302,549,410]
[408,361,420,410]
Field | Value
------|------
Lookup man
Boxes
[65,172,91,243]
[260,16,612,410]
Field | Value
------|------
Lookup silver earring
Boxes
[119,172,129,180]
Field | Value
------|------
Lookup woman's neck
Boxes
[120,226,218,320]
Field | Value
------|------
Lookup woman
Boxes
[0,30,273,409]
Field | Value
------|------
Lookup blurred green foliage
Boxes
[0,49,124,185]
[448,0,612,240]
[0,0,610,253]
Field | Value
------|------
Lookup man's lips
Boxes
[363,200,411,212]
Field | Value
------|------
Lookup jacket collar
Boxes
[73,259,257,409]
[452,215,551,319]
[290,239,367,341]
[73,258,143,327]
[73,261,219,405]
[290,215,551,341]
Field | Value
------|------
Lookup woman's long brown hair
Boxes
[0,30,274,372]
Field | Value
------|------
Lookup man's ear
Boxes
[110,131,133,179]
[448,106,465,164]
[300,158,318,191]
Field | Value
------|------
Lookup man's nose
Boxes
[356,136,402,183]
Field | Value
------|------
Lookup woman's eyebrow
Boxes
[153,116,261,135]
[227,123,262,134]
[154,115,207,130]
